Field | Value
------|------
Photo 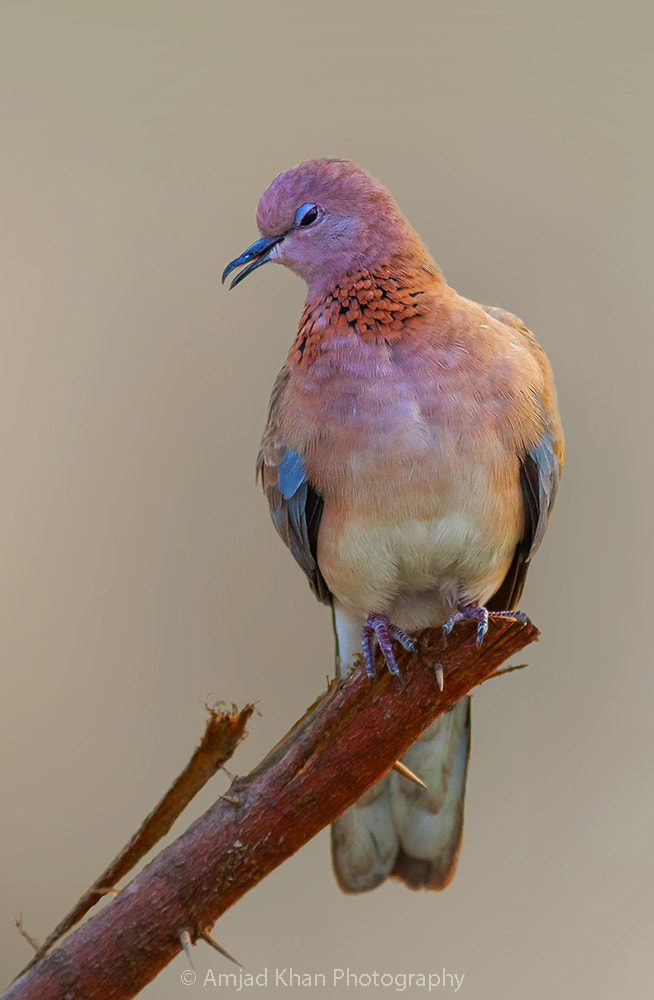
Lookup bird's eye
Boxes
[295,203,321,228]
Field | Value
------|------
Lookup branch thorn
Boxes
[392,761,426,789]
[180,930,194,968]
[15,914,40,953]
[199,929,242,968]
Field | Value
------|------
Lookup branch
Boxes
[3,615,537,1000]
[17,703,254,972]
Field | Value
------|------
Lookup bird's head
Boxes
[223,158,435,297]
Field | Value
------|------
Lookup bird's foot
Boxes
[362,613,415,684]
[443,602,489,647]
[443,604,531,647]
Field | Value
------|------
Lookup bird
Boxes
[223,158,564,893]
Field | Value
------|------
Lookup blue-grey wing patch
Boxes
[258,446,332,606]
[488,423,562,611]
[521,428,561,558]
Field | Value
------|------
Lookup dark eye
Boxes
[295,203,321,228]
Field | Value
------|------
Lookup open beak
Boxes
[222,234,284,289]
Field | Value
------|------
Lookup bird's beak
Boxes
[222,234,284,289]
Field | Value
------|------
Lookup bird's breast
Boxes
[279,326,528,622]
[282,324,529,497]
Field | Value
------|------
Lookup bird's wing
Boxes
[484,306,565,611]
[257,367,332,605]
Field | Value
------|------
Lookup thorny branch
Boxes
[3,614,538,1000]
[16,703,254,975]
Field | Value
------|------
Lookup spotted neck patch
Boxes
[289,266,431,365]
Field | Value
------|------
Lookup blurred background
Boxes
[1,1,652,996]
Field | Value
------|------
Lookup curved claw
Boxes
[362,613,415,683]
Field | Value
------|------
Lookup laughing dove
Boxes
[223,158,564,892]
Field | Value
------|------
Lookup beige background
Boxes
[1,1,652,996]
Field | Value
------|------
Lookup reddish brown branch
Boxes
[3,616,537,1000]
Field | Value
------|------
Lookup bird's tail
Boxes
[331,696,471,892]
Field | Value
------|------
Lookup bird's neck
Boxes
[288,259,444,366]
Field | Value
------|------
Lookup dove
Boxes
[223,158,563,892]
